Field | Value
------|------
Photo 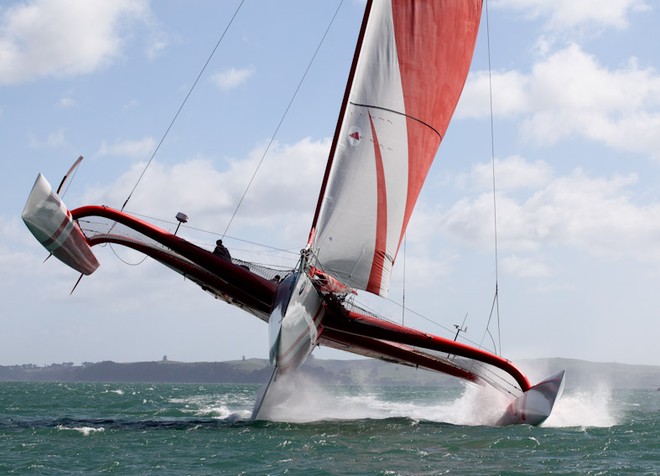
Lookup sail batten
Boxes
[310,0,483,296]
[349,101,443,139]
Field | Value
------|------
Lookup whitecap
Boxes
[56,425,105,436]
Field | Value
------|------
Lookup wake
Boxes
[255,373,508,426]
[255,373,618,427]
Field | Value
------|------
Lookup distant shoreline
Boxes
[1,357,659,388]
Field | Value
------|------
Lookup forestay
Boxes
[310,0,482,296]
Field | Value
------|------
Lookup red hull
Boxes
[69,205,531,393]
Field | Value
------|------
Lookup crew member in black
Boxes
[213,239,231,260]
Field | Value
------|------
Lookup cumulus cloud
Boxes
[29,129,67,149]
[86,137,329,242]
[456,70,529,119]
[210,67,254,91]
[0,216,70,287]
[492,0,649,31]
[501,255,551,278]
[471,155,553,191]
[0,0,151,84]
[459,44,660,159]
[59,96,75,108]
[522,45,660,153]
[440,157,660,266]
[96,137,156,159]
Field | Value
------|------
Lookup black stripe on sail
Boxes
[349,102,443,139]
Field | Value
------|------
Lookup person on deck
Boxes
[213,239,231,260]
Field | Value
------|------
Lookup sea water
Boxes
[0,379,657,475]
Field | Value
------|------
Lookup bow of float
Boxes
[498,370,566,426]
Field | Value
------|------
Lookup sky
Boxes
[1,0,659,368]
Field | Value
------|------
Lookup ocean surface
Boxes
[0,377,658,475]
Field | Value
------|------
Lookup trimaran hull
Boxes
[22,0,565,426]
[22,174,564,425]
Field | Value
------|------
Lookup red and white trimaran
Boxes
[22,0,564,425]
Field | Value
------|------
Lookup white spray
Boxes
[255,373,619,428]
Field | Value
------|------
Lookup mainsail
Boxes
[310,0,482,296]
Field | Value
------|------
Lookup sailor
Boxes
[213,239,231,260]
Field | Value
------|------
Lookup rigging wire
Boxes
[221,0,345,238]
[121,209,300,257]
[376,293,497,351]
[60,166,79,199]
[401,234,406,326]
[58,156,83,199]
[120,0,246,212]
[108,243,149,266]
[479,0,503,355]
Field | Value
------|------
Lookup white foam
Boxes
[169,394,252,421]
[255,373,513,425]
[103,389,124,396]
[252,373,623,428]
[161,373,620,427]
[57,425,105,436]
[543,385,618,428]
[418,384,512,426]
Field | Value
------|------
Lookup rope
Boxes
[120,0,246,212]
[401,234,406,326]
[480,284,499,354]
[482,0,503,356]
[108,243,149,266]
[221,0,345,238]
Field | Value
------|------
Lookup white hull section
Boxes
[268,271,324,373]
[22,174,99,275]
[254,271,324,420]
[498,370,566,426]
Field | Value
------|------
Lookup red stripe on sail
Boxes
[390,0,482,251]
[366,112,387,294]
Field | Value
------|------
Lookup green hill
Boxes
[1,357,658,388]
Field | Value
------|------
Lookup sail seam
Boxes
[349,101,442,139]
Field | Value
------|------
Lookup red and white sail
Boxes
[310,0,482,296]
